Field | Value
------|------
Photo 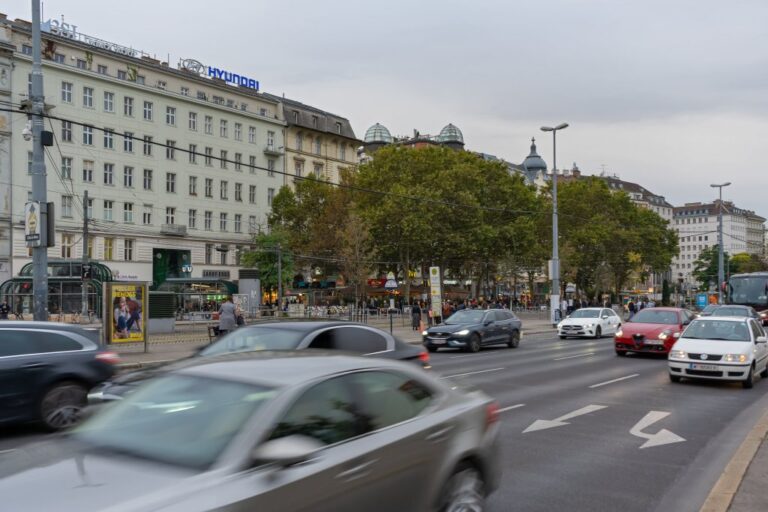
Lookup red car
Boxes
[614,307,696,356]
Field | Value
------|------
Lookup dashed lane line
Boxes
[498,404,525,413]
[440,367,506,379]
[554,352,595,361]
[589,373,640,388]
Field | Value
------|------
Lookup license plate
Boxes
[643,340,663,346]
[429,338,446,345]
[689,363,719,371]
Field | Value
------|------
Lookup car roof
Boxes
[178,351,410,387]
[694,316,750,323]
[239,320,378,332]
[640,307,683,312]
[713,305,751,310]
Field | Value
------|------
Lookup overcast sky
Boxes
[6,0,767,214]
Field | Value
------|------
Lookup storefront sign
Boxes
[179,58,260,91]
[42,18,139,58]
[105,282,148,344]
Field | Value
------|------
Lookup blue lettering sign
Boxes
[204,66,260,91]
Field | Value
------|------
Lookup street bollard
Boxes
[389,309,395,333]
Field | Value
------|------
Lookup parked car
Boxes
[0,321,119,430]
[709,305,766,325]
[557,307,621,339]
[668,316,768,388]
[0,352,502,512]
[422,309,522,352]
[90,320,429,402]
[614,307,696,356]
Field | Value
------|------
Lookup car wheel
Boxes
[594,326,602,339]
[616,350,627,357]
[669,374,681,383]
[40,381,87,431]
[508,330,520,348]
[427,346,438,353]
[743,366,755,389]
[559,335,566,339]
[438,463,485,512]
[467,334,481,353]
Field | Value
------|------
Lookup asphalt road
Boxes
[2,331,768,512]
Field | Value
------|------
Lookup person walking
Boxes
[627,300,636,320]
[0,299,9,320]
[217,296,238,337]
[411,302,422,331]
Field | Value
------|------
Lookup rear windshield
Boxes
[712,307,751,317]
[631,310,678,324]
[200,327,305,356]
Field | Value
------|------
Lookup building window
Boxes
[165,207,176,224]
[204,116,213,135]
[52,53,65,63]
[188,176,197,195]
[103,163,114,185]
[143,205,152,225]
[235,153,242,171]
[124,239,135,261]
[314,163,323,178]
[314,137,321,155]
[123,166,134,188]
[312,115,318,128]
[234,214,242,233]
[293,110,299,123]
[143,136,153,156]
[103,200,113,221]
[166,106,176,126]
[136,75,145,85]
[234,123,242,141]
[219,245,227,265]
[166,172,176,193]
[85,198,93,219]
[83,160,94,182]
[189,144,197,164]
[61,234,73,258]
[123,203,134,223]
[104,91,114,112]
[181,86,189,96]
[143,169,153,190]
[249,155,257,174]
[220,213,228,231]
[248,126,256,143]
[61,120,72,142]
[61,196,73,217]
[61,81,72,103]
[189,112,197,131]
[336,122,342,134]
[83,125,93,145]
[339,144,346,161]
[143,101,153,121]
[295,160,303,178]
[124,96,134,116]
[268,159,275,177]
[204,211,212,231]
[60,157,73,180]
[220,150,228,169]
[249,215,257,234]
[296,133,303,151]
[205,243,213,264]
[83,87,93,108]
[104,237,114,259]
[220,180,228,200]
[97,64,108,75]
[204,147,213,166]
[205,178,213,198]
[235,183,242,202]
[104,129,114,149]
[22,44,32,55]
[123,132,134,152]
[188,209,197,229]
[166,140,176,160]
[220,119,228,138]
[249,185,256,204]
[267,130,275,147]
[268,188,275,206]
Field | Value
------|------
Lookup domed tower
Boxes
[363,123,393,153]
[522,137,547,173]
[437,123,465,151]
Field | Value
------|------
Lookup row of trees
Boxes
[243,145,679,305]
[691,247,768,290]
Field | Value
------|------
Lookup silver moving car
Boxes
[0,352,502,512]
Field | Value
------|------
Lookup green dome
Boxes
[364,123,393,144]
[438,123,464,143]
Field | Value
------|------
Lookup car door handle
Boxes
[426,424,455,443]
[335,458,378,482]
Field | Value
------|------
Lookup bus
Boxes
[727,272,768,323]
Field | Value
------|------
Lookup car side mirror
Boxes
[756,336,768,344]
[601,315,609,319]
[484,320,493,326]
[252,435,324,468]
[682,320,691,325]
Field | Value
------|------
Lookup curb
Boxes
[700,408,768,512]
[117,359,176,370]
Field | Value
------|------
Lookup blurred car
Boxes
[0,321,119,430]
[0,352,502,512]
[423,309,522,352]
[91,321,429,401]
[697,304,720,317]
[708,305,767,325]
[614,308,696,356]
[557,307,621,339]
[668,316,768,388]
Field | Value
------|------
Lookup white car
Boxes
[557,308,621,339]
[668,316,768,389]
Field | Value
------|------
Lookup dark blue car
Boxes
[423,309,522,352]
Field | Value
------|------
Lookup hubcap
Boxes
[445,469,484,512]
[42,385,85,429]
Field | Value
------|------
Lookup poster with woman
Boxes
[106,283,147,343]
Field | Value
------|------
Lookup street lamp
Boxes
[710,182,731,304]
[541,122,569,325]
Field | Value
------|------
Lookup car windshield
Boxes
[701,305,719,314]
[569,309,600,318]
[631,310,678,324]
[73,374,275,470]
[728,276,768,307]
[712,307,751,317]
[682,319,751,342]
[445,310,485,324]
[200,327,305,356]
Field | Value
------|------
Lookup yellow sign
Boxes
[105,282,148,343]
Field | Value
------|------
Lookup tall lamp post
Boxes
[541,123,569,325]
[710,182,731,304]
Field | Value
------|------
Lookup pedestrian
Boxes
[217,296,238,337]
[0,299,9,320]
[411,302,422,331]
[628,300,636,320]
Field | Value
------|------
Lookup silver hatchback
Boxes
[0,352,502,512]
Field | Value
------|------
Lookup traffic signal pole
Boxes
[81,189,90,320]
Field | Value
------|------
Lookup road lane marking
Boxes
[0,449,16,455]
[554,352,595,361]
[498,404,525,413]
[589,373,640,388]
[448,352,500,359]
[440,367,505,379]
[523,404,608,433]
[629,411,686,449]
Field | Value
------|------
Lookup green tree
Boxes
[240,230,294,297]
[691,246,732,290]
[730,252,768,274]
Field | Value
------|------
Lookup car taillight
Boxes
[95,351,121,365]
[485,402,500,430]
[418,351,431,369]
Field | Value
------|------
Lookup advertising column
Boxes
[429,266,442,321]
[104,282,148,347]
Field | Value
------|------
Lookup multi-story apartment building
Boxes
[0,14,286,285]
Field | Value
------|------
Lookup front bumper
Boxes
[559,325,597,337]
[668,360,750,381]
[615,336,673,354]
[423,334,470,348]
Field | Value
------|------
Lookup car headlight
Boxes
[421,330,428,336]
[724,354,748,363]
[584,323,594,328]
[615,329,623,337]
[456,329,470,336]
[669,349,687,359]
[659,330,681,341]
[557,323,563,329]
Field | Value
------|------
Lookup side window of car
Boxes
[269,375,362,445]
[497,311,513,321]
[352,371,434,431]
[749,320,763,340]
[35,332,83,352]
[0,330,37,357]
[320,327,388,353]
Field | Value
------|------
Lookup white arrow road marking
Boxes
[630,411,686,449]
[523,404,607,433]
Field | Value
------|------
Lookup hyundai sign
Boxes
[180,59,259,91]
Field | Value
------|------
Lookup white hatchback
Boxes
[668,316,768,389]
[557,308,621,339]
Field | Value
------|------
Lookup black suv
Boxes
[0,322,118,430]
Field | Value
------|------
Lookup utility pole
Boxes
[81,189,90,320]
[30,0,49,321]
[710,182,731,304]
[277,243,283,310]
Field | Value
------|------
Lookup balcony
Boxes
[263,144,283,156]
[160,224,187,237]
